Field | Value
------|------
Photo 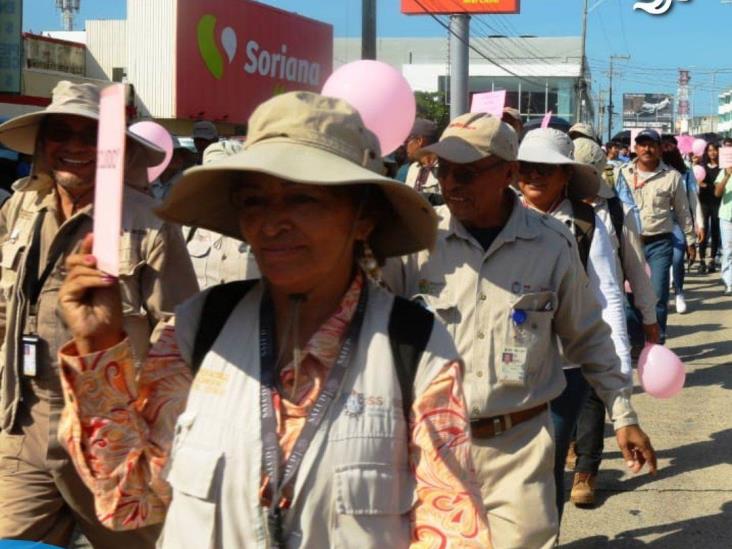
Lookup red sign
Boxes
[176,0,333,123]
[402,0,520,15]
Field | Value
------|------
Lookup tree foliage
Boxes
[415,91,450,134]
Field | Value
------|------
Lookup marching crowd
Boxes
[0,79,728,549]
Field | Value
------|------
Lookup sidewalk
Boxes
[559,270,732,548]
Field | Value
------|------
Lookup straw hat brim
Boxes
[517,144,602,199]
[0,109,165,167]
[155,140,438,258]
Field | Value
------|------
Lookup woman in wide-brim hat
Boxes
[55,91,490,548]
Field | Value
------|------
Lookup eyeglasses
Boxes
[432,159,505,185]
[43,123,98,147]
[518,162,560,177]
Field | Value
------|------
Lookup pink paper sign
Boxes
[470,90,506,118]
[719,147,732,169]
[92,84,127,276]
[541,111,552,128]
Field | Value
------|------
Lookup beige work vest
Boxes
[163,281,456,548]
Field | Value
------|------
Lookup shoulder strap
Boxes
[569,198,596,273]
[388,296,434,424]
[191,279,258,374]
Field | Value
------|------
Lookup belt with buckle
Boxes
[641,233,672,245]
[470,404,548,439]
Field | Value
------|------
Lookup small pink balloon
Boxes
[129,121,174,183]
[637,344,685,399]
[693,164,706,183]
[691,138,707,158]
[676,135,694,155]
[322,60,416,155]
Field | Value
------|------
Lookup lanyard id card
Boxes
[498,309,534,386]
[22,334,40,377]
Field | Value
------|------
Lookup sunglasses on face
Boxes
[43,123,98,147]
[432,160,504,185]
[518,162,560,177]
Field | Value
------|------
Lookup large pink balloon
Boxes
[676,135,694,155]
[691,138,707,158]
[322,60,415,155]
[692,164,706,183]
[129,121,174,183]
[637,344,685,399]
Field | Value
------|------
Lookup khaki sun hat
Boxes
[517,128,602,200]
[569,122,595,140]
[573,137,615,199]
[0,81,164,167]
[416,112,518,164]
[156,91,438,258]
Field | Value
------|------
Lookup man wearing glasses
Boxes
[0,81,197,547]
[384,113,656,549]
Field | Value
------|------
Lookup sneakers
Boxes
[565,441,578,471]
[570,472,596,506]
[725,286,732,296]
[675,294,688,314]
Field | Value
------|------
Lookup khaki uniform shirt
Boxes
[383,194,637,429]
[405,161,440,195]
[185,227,260,289]
[621,160,696,243]
[0,175,198,431]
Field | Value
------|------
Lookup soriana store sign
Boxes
[402,0,520,14]
[177,0,333,123]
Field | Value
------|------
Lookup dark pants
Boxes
[550,368,590,520]
[671,224,686,295]
[699,197,721,263]
[628,235,673,345]
[574,387,606,475]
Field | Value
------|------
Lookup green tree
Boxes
[415,91,450,134]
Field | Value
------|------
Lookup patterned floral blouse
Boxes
[57,275,491,548]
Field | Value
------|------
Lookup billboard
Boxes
[402,0,520,15]
[623,93,674,129]
[0,0,22,93]
[24,34,85,76]
[176,0,333,123]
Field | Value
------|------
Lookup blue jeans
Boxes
[671,223,686,296]
[628,234,673,344]
[550,368,590,520]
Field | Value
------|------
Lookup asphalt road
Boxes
[559,269,732,548]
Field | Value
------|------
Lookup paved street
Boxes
[559,269,732,548]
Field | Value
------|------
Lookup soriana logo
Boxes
[178,0,333,123]
[401,0,520,15]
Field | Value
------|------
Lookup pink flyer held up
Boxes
[92,84,126,276]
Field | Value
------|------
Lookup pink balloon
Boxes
[691,138,707,158]
[322,60,416,155]
[637,344,685,399]
[129,121,174,183]
[693,165,706,183]
[676,135,694,155]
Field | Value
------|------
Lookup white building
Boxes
[719,89,732,137]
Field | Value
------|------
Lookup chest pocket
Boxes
[650,185,672,212]
[164,414,221,549]
[187,234,213,259]
[411,282,459,338]
[506,291,557,375]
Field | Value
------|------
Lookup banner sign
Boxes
[177,0,333,123]
[402,0,520,15]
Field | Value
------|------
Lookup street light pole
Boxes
[607,54,630,142]
[362,0,376,60]
[449,14,470,120]
[576,0,589,123]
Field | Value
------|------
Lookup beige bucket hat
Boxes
[573,137,615,199]
[416,112,518,164]
[569,122,596,140]
[0,80,164,166]
[518,128,602,199]
[156,91,438,258]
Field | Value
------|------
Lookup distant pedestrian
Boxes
[192,120,219,164]
[714,138,732,295]
[698,142,722,273]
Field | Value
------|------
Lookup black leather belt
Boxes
[470,404,548,439]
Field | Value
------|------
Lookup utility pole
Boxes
[607,54,630,142]
[449,14,470,120]
[361,0,376,60]
[597,90,606,139]
[576,0,589,123]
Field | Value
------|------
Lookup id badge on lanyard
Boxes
[498,309,534,386]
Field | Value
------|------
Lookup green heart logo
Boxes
[197,14,224,80]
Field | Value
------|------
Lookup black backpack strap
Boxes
[388,296,434,424]
[570,198,596,273]
[191,280,258,374]
[606,196,625,271]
